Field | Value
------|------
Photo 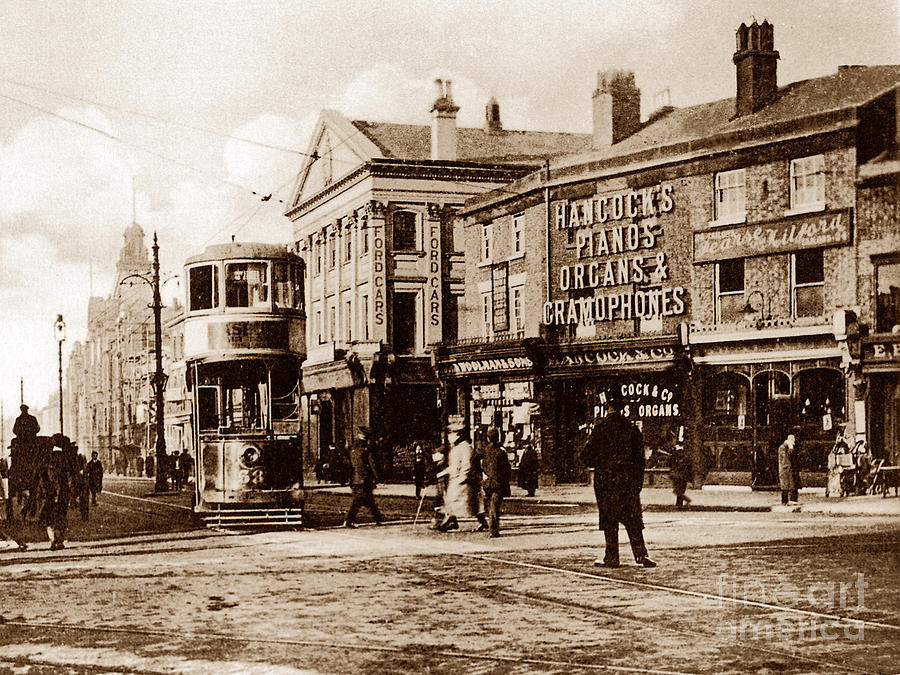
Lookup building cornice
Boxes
[285,159,536,220]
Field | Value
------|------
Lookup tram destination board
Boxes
[208,320,289,350]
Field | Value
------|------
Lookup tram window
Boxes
[225,262,269,308]
[198,386,219,431]
[189,265,218,311]
[273,262,293,309]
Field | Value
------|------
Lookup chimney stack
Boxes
[484,97,502,133]
[431,78,460,160]
[733,20,779,116]
[592,69,641,149]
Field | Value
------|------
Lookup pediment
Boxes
[289,110,384,209]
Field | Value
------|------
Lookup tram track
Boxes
[2,520,897,673]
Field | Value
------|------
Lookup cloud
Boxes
[339,63,536,130]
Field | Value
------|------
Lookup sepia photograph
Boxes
[0,1,898,672]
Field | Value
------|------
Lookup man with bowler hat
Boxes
[343,426,384,528]
[581,390,656,568]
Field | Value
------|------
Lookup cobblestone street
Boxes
[1,506,898,674]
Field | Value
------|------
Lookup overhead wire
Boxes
[0,76,310,156]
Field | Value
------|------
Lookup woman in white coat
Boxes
[439,427,487,532]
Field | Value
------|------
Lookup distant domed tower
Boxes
[116,223,150,286]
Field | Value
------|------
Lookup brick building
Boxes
[442,21,900,487]
[284,81,592,478]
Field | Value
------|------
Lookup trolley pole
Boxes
[151,233,167,493]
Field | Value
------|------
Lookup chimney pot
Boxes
[733,19,779,117]
[431,76,459,160]
[592,69,641,148]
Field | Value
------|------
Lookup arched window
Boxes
[393,210,418,251]
[752,370,790,426]
[794,368,845,431]
[703,371,750,427]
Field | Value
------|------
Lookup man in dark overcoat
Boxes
[581,393,656,568]
[13,404,40,441]
[342,426,384,527]
[40,434,77,550]
[481,427,511,538]
[87,451,104,505]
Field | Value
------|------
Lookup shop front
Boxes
[861,335,900,466]
[438,338,541,466]
[538,336,689,484]
[690,330,847,487]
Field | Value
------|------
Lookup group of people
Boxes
[1,404,104,551]
[341,391,658,567]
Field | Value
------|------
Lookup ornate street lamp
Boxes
[120,232,168,493]
[54,314,66,434]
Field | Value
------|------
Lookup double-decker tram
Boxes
[183,242,306,527]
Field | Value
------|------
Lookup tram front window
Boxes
[189,264,219,311]
[226,262,269,309]
[273,262,304,310]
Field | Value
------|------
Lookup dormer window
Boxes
[789,154,825,213]
[393,210,419,251]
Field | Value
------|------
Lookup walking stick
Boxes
[413,488,427,525]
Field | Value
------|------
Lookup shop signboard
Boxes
[544,181,686,326]
[692,208,852,263]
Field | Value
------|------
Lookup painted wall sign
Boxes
[596,381,682,419]
[544,182,686,326]
[426,214,443,343]
[367,204,387,341]
[692,208,852,263]
[546,346,676,368]
[864,341,900,362]
[451,356,533,374]
[555,182,674,229]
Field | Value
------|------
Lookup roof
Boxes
[351,120,593,164]
[185,242,300,266]
[460,65,900,214]
[562,65,900,168]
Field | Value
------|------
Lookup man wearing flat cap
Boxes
[342,426,384,528]
[581,390,656,569]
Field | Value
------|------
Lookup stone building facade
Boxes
[442,21,900,487]
[284,81,592,479]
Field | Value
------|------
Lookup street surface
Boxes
[1,483,898,674]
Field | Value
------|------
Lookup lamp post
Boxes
[54,314,66,434]
[121,232,168,493]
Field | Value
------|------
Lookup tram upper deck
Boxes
[183,242,306,364]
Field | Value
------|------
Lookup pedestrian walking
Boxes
[481,427,511,538]
[778,427,800,505]
[87,451,104,505]
[581,392,656,568]
[516,442,539,497]
[0,455,27,551]
[180,449,194,487]
[40,434,77,550]
[438,425,489,532]
[668,426,692,508]
[413,443,427,500]
[72,447,90,521]
[342,426,384,528]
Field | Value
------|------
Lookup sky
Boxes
[0,0,897,427]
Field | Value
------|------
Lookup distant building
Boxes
[67,223,155,473]
[285,81,592,478]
